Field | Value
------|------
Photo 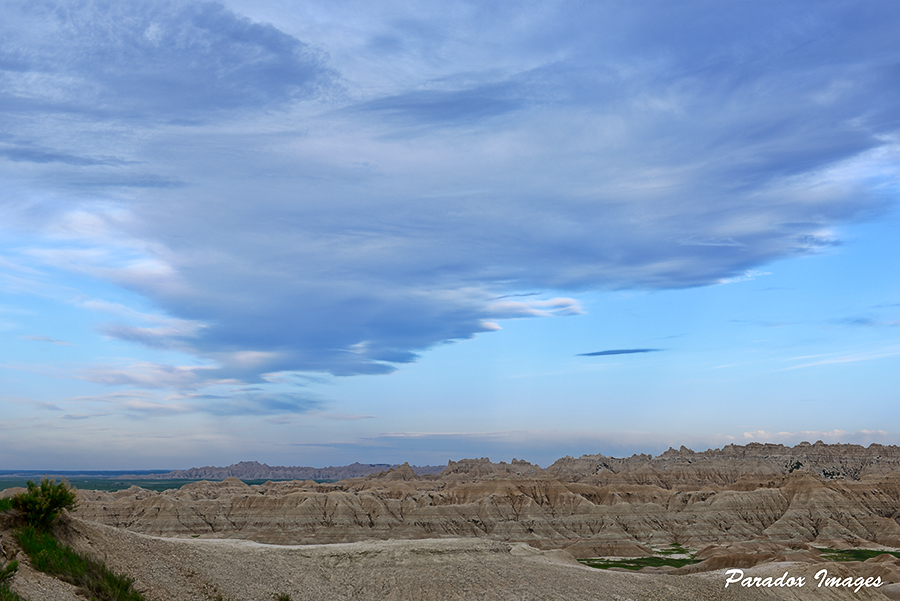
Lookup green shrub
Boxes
[12,479,78,532]
[8,479,146,601]
[0,498,13,513]
[274,594,292,601]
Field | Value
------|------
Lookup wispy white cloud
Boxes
[677,236,745,248]
[487,297,584,318]
[60,412,113,421]
[779,347,900,371]
[314,413,378,421]
[76,362,230,390]
[3,397,64,412]
[717,270,772,285]
[21,335,72,346]
[739,429,890,446]
[67,387,321,417]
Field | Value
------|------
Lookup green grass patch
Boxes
[579,543,701,571]
[15,526,146,601]
[816,548,900,562]
[0,560,26,601]
[0,498,12,513]
[0,586,27,601]
[0,562,17,586]
[578,556,700,570]
[656,543,689,556]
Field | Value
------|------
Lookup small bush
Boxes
[274,594,292,601]
[0,498,13,513]
[12,478,78,532]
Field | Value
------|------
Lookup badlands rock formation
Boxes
[71,443,900,556]
[5,442,900,600]
[548,441,900,484]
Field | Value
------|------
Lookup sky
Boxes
[1,0,899,470]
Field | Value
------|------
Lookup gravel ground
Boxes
[6,561,83,601]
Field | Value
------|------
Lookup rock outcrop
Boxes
[441,458,546,479]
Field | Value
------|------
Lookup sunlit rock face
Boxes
[75,443,900,551]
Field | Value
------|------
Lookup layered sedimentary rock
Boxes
[441,458,546,478]
[547,440,900,485]
[73,444,900,553]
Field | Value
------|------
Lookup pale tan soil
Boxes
[5,561,83,601]
[0,517,887,601]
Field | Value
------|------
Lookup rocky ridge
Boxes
[128,460,444,480]
[547,441,900,484]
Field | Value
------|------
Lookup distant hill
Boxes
[125,460,445,480]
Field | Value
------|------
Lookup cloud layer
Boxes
[0,1,334,120]
[2,0,899,402]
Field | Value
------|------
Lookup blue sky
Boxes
[1,0,898,469]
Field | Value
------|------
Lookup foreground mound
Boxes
[7,518,888,600]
